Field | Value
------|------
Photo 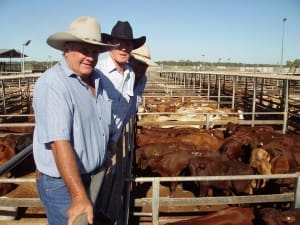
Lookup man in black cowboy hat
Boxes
[96,20,146,142]
[95,20,146,223]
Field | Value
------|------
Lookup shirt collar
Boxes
[106,55,132,75]
[58,58,74,77]
[58,57,102,90]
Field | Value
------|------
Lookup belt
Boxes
[35,166,103,179]
[35,170,61,179]
[35,170,42,179]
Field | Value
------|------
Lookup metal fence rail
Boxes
[130,173,300,225]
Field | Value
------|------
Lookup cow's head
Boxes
[250,148,272,188]
[135,150,148,170]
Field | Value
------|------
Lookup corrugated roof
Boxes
[0,49,28,58]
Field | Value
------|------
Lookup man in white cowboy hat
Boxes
[124,44,157,124]
[32,16,118,225]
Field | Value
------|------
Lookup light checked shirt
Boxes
[32,58,112,177]
[96,54,135,141]
[123,75,147,125]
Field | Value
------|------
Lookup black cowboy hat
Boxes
[101,21,146,50]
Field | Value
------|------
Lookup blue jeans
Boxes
[36,173,92,225]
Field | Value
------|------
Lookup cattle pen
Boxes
[0,70,300,225]
[139,70,300,133]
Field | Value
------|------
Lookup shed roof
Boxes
[0,49,28,58]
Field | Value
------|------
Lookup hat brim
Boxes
[132,54,157,66]
[101,33,146,50]
[47,32,119,52]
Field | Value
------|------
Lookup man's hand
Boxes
[50,141,93,225]
[67,195,93,225]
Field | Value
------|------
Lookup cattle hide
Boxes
[137,148,192,197]
[164,207,255,225]
[189,157,255,197]
[0,133,34,196]
[257,208,299,225]
[262,137,298,170]
[136,131,223,152]
[135,142,197,169]
[221,133,259,163]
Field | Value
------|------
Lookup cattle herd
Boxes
[137,96,241,128]
[163,207,299,225]
[134,122,300,225]
[0,118,300,224]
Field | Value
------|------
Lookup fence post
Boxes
[294,172,300,208]
[1,80,6,114]
[152,178,160,225]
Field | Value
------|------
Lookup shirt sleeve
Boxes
[33,77,72,144]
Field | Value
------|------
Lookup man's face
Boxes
[64,42,101,77]
[110,38,134,66]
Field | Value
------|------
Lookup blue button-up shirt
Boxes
[123,75,147,125]
[32,58,112,177]
[96,54,135,141]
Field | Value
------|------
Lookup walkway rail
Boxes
[130,173,300,225]
[137,111,284,129]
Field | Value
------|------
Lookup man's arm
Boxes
[51,140,93,225]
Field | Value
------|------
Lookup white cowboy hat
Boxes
[131,45,157,66]
[47,16,118,52]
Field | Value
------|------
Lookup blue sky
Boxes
[1,0,299,64]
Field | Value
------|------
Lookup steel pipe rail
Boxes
[0,144,33,176]
[130,172,300,225]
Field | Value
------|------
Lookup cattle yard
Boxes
[131,70,300,225]
[138,70,300,132]
[0,70,300,225]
